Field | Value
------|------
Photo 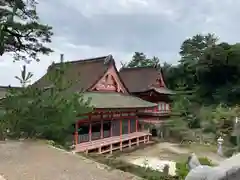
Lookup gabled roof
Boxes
[33,55,128,93]
[119,67,174,94]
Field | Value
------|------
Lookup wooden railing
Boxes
[79,130,111,143]
[78,134,89,143]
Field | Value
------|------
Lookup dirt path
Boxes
[0,140,141,180]
[0,175,6,180]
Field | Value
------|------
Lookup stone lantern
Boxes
[217,136,224,156]
[232,117,240,152]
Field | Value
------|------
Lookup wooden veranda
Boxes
[74,131,151,154]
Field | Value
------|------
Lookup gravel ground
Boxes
[0,140,142,180]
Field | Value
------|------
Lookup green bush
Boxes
[198,157,214,166]
[176,157,214,179]
[175,162,189,180]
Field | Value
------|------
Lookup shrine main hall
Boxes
[33,55,174,154]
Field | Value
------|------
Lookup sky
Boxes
[0,0,240,86]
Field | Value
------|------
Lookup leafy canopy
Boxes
[0,0,53,62]
[121,52,161,69]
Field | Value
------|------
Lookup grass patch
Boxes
[82,153,179,180]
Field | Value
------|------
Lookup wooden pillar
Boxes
[110,112,113,137]
[89,115,92,141]
[136,119,138,132]
[119,112,123,150]
[75,122,79,145]
[110,144,113,154]
[128,119,130,134]
[101,119,103,139]
[120,119,122,136]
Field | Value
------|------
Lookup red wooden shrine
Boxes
[33,55,173,154]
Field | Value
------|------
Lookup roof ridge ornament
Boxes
[104,54,113,64]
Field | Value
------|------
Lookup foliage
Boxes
[121,52,161,69]
[0,0,53,62]
[15,65,33,86]
[198,157,214,166]
[223,147,238,157]
[1,63,92,145]
[175,162,189,180]
[176,157,213,179]
[123,33,240,148]
[199,104,240,138]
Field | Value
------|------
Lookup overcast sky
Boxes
[0,0,240,86]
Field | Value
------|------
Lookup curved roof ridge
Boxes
[50,55,112,67]
[120,66,158,71]
[33,55,113,91]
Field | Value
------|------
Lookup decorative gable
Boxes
[153,72,166,88]
[90,63,127,93]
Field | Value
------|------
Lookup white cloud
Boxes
[0,35,131,86]
[1,0,240,86]
[61,0,179,20]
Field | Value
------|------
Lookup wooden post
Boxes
[101,119,103,139]
[119,112,123,151]
[129,139,131,147]
[136,119,138,132]
[110,112,113,137]
[128,119,130,134]
[120,119,122,136]
[89,120,92,141]
[137,137,139,146]
[110,144,113,154]
[75,122,79,145]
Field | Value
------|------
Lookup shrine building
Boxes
[33,55,174,154]
[119,66,174,135]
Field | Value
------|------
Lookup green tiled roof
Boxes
[82,92,157,109]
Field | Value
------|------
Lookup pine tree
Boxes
[0,0,53,62]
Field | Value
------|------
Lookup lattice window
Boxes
[122,119,129,135]
[130,119,136,133]
[112,120,120,136]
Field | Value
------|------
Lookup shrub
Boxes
[198,157,214,166]
[176,157,214,179]
[175,162,189,180]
